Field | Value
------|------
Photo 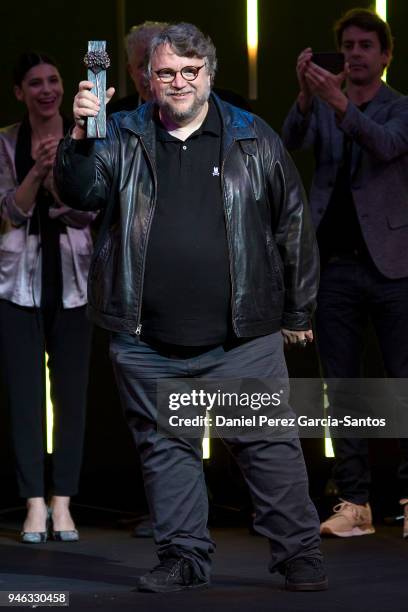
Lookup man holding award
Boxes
[55,22,327,593]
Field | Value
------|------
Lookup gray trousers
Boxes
[110,332,321,580]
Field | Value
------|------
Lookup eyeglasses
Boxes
[153,64,206,83]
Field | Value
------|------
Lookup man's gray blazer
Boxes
[282,84,408,279]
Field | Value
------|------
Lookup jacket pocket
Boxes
[88,227,119,312]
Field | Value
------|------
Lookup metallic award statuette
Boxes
[83,41,110,138]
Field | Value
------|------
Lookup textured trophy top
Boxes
[83,50,111,74]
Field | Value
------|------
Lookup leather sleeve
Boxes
[264,127,320,330]
[54,120,118,211]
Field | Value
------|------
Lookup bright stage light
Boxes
[325,436,335,459]
[247,0,258,100]
[376,0,387,21]
[203,436,210,460]
[376,0,388,82]
[323,383,335,458]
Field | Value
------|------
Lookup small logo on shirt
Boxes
[212,166,220,176]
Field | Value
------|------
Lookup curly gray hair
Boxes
[146,22,217,84]
[125,21,168,62]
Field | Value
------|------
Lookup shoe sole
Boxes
[137,581,209,593]
[286,579,329,592]
[51,535,79,542]
[21,536,47,544]
[320,526,375,537]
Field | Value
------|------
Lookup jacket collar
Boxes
[119,92,257,155]
[370,81,400,104]
[348,81,400,117]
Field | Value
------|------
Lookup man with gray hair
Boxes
[109,19,251,113]
[56,22,327,593]
[126,21,168,96]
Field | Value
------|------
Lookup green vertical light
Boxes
[324,383,335,458]
[376,0,387,21]
[45,353,54,454]
[376,0,388,81]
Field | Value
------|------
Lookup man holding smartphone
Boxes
[283,8,408,538]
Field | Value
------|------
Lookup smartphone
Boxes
[311,52,345,74]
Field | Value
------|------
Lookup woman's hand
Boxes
[32,136,59,180]
[15,136,60,214]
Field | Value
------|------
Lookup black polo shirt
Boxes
[140,100,231,346]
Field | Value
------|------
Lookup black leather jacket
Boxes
[55,94,319,336]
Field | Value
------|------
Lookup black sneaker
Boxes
[284,557,328,591]
[137,557,209,593]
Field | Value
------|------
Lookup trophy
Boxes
[83,41,110,138]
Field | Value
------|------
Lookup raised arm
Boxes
[0,130,58,226]
[54,80,116,211]
[281,48,318,151]
[338,95,408,161]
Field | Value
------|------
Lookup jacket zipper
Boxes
[221,141,239,335]
[134,138,157,335]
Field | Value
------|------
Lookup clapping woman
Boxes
[0,52,95,542]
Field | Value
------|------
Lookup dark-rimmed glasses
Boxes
[153,64,206,83]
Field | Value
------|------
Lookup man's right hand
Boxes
[72,80,115,140]
[296,47,313,115]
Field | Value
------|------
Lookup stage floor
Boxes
[1,517,407,611]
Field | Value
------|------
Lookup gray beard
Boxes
[158,88,211,124]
